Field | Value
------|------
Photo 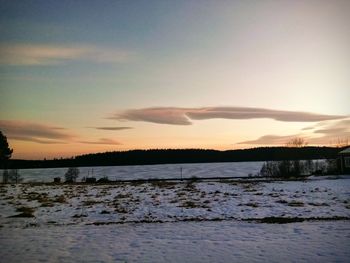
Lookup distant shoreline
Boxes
[4,146,345,169]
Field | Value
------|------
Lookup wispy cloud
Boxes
[0,120,124,146]
[9,136,68,144]
[238,118,350,146]
[114,107,346,125]
[0,44,133,65]
[78,138,121,145]
[238,134,304,145]
[89,126,133,131]
[313,119,350,135]
[115,107,192,125]
[0,120,74,144]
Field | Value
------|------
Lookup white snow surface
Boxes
[0,221,349,263]
[1,178,349,227]
[1,176,349,262]
[3,161,265,182]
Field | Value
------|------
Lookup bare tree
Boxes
[286,137,308,148]
[65,167,80,182]
[287,138,308,175]
[2,170,9,184]
[260,138,310,178]
[8,169,22,184]
[334,138,349,148]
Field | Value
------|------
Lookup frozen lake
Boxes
[8,161,265,182]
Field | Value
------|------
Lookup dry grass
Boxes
[82,200,104,206]
[245,202,259,208]
[150,181,177,189]
[115,193,131,199]
[180,200,210,209]
[54,195,66,203]
[308,202,329,207]
[115,205,128,213]
[9,206,35,217]
[288,200,305,207]
[180,200,197,208]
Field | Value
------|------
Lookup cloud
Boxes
[115,107,192,125]
[0,120,124,146]
[89,126,133,131]
[78,138,121,145]
[238,118,350,146]
[0,120,74,144]
[311,119,350,143]
[0,44,133,65]
[9,136,68,144]
[238,134,304,145]
[313,119,350,134]
[114,107,346,125]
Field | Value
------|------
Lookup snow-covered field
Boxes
[1,221,349,263]
[1,177,349,227]
[1,176,349,262]
[4,161,265,182]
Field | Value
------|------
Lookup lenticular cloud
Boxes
[114,106,346,125]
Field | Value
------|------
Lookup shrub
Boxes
[97,176,110,183]
[2,169,22,183]
[259,138,314,178]
[64,167,79,182]
[325,159,339,174]
[9,169,22,183]
[53,177,61,183]
[260,162,279,177]
[260,160,312,178]
[85,177,97,183]
[2,170,9,183]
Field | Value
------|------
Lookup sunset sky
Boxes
[0,0,349,159]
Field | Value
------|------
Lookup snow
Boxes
[0,221,349,263]
[1,161,265,182]
[1,174,349,262]
[0,177,349,227]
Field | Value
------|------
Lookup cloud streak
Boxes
[89,126,133,131]
[238,134,304,145]
[310,119,350,144]
[78,138,121,145]
[0,120,124,146]
[0,44,133,65]
[0,120,74,144]
[9,136,68,144]
[114,107,346,125]
[238,118,350,146]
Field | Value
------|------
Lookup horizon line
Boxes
[10,145,348,161]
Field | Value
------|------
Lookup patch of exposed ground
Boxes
[0,178,349,227]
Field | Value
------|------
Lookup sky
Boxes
[0,0,349,159]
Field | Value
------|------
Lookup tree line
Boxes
[1,130,346,170]
[5,146,344,169]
